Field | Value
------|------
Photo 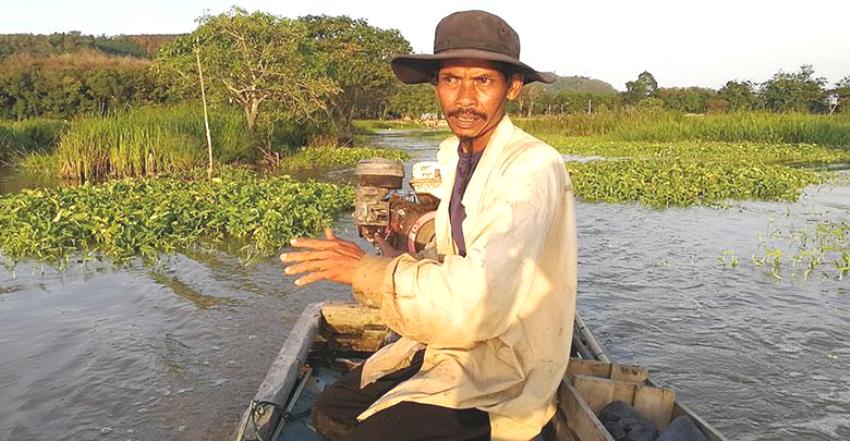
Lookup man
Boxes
[281,10,577,441]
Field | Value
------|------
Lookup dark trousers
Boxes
[312,350,491,441]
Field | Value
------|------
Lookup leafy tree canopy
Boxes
[155,7,337,130]
[760,65,826,113]
[719,80,760,111]
[624,71,658,104]
[299,15,411,144]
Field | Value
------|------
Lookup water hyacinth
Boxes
[550,139,850,165]
[566,159,823,207]
[549,138,848,207]
[512,112,850,207]
[0,169,354,265]
[271,145,410,172]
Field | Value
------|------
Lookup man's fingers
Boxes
[294,270,334,287]
[280,250,336,263]
[284,260,329,276]
[289,238,338,250]
[324,228,336,240]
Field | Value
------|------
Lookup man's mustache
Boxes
[447,108,487,119]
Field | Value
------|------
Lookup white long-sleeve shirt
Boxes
[351,114,577,441]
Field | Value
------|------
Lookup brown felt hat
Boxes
[391,10,556,85]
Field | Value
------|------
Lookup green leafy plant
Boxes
[0,168,354,265]
[268,145,409,171]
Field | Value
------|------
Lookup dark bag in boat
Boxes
[600,401,709,441]
[657,416,708,441]
[599,401,658,441]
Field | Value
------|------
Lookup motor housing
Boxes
[353,158,441,255]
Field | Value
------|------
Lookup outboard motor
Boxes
[353,158,441,255]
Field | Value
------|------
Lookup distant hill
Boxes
[0,32,179,59]
[545,75,618,95]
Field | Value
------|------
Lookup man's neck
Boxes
[458,114,504,153]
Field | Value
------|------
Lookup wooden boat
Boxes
[234,302,728,441]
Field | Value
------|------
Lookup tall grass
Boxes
[516,112,850,148]
[512,111,850,207]
[0,119,67,162]
[41,104,252,180]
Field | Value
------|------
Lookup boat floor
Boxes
[277,367,342,441]
[276,366,546,441]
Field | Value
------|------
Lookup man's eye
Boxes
[477,77,492,85]
[443,76,457,84]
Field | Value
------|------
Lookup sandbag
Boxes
[599,401,658,441]
[657,416,708,441]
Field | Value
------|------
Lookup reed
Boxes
[554,139,850,166]
[517,112,850,148]
[44,104,253,180]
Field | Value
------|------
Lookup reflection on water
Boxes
[1,131,849,441]
[0,165,61,195]
[149,270,239,309]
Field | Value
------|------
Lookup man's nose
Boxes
[456,80,476,106]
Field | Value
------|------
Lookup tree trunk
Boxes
[244,99,260,130]
[340,111,355,147]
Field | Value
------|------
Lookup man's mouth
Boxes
[448,110,486,127]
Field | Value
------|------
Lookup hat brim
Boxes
[391,48,557,85]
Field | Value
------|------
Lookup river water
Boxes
[1,131,849,441]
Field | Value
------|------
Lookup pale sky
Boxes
[2,0,848,90]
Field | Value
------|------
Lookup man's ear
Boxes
[506,73,524,101]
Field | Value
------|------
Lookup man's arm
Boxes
[356,152,566,349]
[283,149,568,349]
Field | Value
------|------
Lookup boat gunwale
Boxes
[235,302,729,441]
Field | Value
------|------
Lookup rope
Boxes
[237,400,286,441]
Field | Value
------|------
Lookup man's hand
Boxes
[281,228,366,287]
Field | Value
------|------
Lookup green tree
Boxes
[719,80,760,111]
[386,83,438,119]
[0,50,160,119]
[517,82,546,116]
[623,71,658,105]
[155,8,337,130]
[760,65,826,113]
[832,75,850,114]
[655,87,717,113]
[636,96,664,111]
[300,15,411,144]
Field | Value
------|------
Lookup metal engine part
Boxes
[353,158,441,255]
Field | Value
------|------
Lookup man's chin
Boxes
[448,122,483,139]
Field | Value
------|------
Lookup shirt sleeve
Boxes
[378,151,565,348]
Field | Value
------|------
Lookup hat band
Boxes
[434,37,519,59]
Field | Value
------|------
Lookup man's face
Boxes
[435,59,523,149]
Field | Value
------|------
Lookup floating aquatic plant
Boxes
[565,158,822,207]
[268,145,409,172]
[0,168,354,265]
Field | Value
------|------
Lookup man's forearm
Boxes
[352,255,393,307]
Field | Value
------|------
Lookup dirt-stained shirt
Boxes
[351,114,578,441]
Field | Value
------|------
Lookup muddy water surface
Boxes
[1,131,849,441]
